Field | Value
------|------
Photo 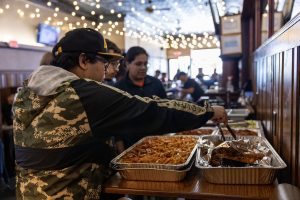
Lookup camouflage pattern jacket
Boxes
[13,65,213,199]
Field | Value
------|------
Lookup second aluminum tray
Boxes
[110,135,199,170]
[196,135,287,184]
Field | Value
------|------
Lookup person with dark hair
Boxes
[154,69,161,79]
[178,72,204,102]
[115,46,166,99]
[173,68,181,81]
[40,52,53,66]
[13,28,227,200]
[196,68,204,82]
[104,39,122,86]
[115,52,127,81]
[160,72,168,83]
[114,46,168,148]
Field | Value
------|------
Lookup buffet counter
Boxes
[102,121,298,200]
[103,167,276,200]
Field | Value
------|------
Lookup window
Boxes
[190,49,222,78]
[169,56,191,79]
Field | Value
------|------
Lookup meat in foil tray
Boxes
[199,138,272,167]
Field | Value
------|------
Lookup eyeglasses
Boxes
[95,56,110,70]
[109,61,120,70]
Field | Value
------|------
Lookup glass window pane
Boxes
[190,48,222,79]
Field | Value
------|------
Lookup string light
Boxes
[1,0,219,49]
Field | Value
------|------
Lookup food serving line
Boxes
[102,120,286,200]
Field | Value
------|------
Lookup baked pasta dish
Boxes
[119,136,197,165]
[176,129,214,136]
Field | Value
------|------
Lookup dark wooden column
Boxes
[254,0,262,49]
[220,55,241,91]
[268,0,275,37]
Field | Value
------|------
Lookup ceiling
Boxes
[2,0,290,49]
[26,0,244,36]
[1,0,248,49]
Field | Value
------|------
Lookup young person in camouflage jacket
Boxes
[13,28,228,200]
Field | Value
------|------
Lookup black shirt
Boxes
[183,78,204,102]
[114,74,166,147]
[115,74,167,99]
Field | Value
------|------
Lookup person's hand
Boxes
[211,106,228,124]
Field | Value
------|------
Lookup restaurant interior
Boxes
[1,0,300,199]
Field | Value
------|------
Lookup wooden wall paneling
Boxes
[292,47,299,186]
[280,48,293,183]
[262,58,267,128]
[0,70,32,88]
[256,59,262,120]
[261,57,266,133]
[298,46,300,187]
[253,60,260,117]
[278,52,284,156]
[270,54,275,146]
[272,53,281,151]
[265,55,273,140]
[257,59,263,120]
[253,9,300,186]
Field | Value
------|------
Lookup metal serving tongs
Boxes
[217,123,226,141]
[225,123,237,140]
[217,123,237,141]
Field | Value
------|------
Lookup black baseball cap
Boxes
[52,28,123,61]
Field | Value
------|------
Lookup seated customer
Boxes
[115,46,166,99]
[178,72,204,102]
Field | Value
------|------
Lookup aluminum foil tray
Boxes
[110,135,199,170]
[226,120,260,129]
[196,135,286,184]
[213,128,262,137]
[175,127,217,136]
[113,159,194,182]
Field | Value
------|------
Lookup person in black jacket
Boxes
[115,46,166,99]
[13,28,227,200]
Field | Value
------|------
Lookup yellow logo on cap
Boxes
[55,46,62,56]
[103,38,107,49]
